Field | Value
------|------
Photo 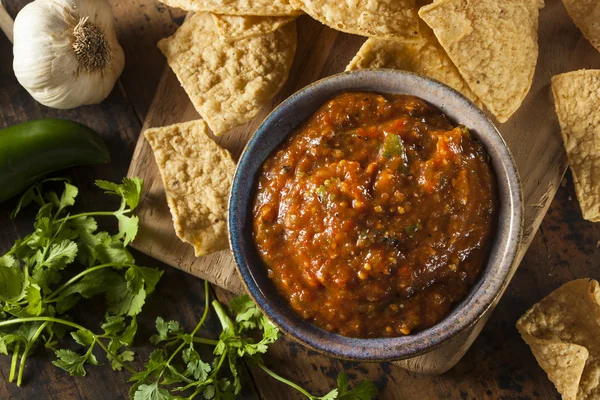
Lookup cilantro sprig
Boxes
[131,281,377,400]
[0,178,377,398]
[0,178,161,386]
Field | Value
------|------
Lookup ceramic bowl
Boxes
[228,70,523,362]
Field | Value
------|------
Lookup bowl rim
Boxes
[228,69,523,362]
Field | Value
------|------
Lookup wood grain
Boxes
[1,0,600,398]
[0,1,13,43]
[0,1,261,399]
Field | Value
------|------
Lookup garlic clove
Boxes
[13,0,125,109]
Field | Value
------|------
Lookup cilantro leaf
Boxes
[42,240,78,270]
[102,316,127,336]
[96,177,144,211]
[57,183,78,213]
[23,283,43,316]
[130,349,167,383]
[337,370,349,394]
[10,183,41,219]
[319,389,339,400]
[133,382,173,400]
[53,349,100,377]
[229,295,263,331]
[116,214,139,246]
[0,263,24,302]
[0,334,22,355]
[71,330,95,347]
[69,216,99,266]
[95,233,135,265]
[150,317,183,345]
[106,284,146,317]
[111,349,135,371]
[0,255,16,268]
[126,266,163,296]
[336,371,377,400]
[182,347,211,381]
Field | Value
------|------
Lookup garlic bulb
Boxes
[13,0,125,109]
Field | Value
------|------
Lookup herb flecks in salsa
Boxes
[252,92,498,338]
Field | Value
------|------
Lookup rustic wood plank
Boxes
[111,0,185,123]
[0,1,261,399]
[2,0,600,398]
[125,0,600,396]
[0,1,13,43]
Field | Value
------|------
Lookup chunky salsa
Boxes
[252,92,498,338]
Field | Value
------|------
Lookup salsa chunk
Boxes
[252,92,498,338]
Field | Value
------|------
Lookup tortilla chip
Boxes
[346,21,482,108]
[211,14,297,40]
[290,0,419,40]
[144,120,236,257]
[158,13,297,136]
[552,70,600,222]
[522,338,588,400]
[419,0,544,123]
[157,0,301,16]
[562,0,600,53]
[516,279,600,400]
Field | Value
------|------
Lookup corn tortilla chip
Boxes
[157,0,301,16]
[346,21,481,108]
[522,338,588,400]
[211,14,296,40]
[290,0,419,40]
[419,0,544,123]
[517,279,600,400]
[552,70,600,222]
[144,120,236,257]
[562,0,600,53]
[158,13,297,136]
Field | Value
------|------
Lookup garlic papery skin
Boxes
[13,0,125,109]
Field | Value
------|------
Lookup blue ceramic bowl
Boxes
[228,70,523,362]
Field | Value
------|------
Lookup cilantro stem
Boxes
[44,263,134,303]
[191,337,218,346]
[0,317,86,331]
[9,342,20,383]
[17,322,49,386]
[192,280,211,336]
[53,210,131,224]
[212,300,235,333]
[257,363,317,400]
[158,280,212,382]
[0,317,138,376]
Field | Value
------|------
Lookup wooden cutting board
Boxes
[127,2,600,295]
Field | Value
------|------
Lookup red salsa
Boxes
[252,92,498,338]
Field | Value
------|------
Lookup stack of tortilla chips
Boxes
[147,0,600,258]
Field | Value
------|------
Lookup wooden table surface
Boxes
[1,1,599,399]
